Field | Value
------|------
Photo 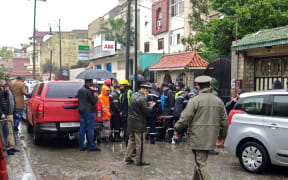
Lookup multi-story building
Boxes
[140,0,189,54]
[87,0,140,81]
[39,30,89,79]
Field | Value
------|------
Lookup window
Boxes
[106,63,112,72]
[171,0,184,17]
[272,96,288,117]
[46,83,83,99]
[96,65,102,69]
[235,96,265,115]
[177,34,181,44]
[32,84,39,97]
[158,38,164,50]
[156,8,162,30]
[144,42,150,53]
[37,83,44,97]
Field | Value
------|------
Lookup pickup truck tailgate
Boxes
[44,99,80,122]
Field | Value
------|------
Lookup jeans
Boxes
[14,109,23,128]
[2,120,8,148]
[79,112,96,150]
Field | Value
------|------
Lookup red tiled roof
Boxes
[149,51,209,70]
[12,58,30,73]
[28,31,50,43]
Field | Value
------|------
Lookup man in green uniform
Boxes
[124,84,153,166]
[174,76,228,180]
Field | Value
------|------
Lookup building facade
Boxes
[231,26,288,95]
[39,30,89,79]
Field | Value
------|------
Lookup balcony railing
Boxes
[88,46,134,60]
[13,53,29,58]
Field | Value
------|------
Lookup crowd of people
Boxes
[0,73,28,156]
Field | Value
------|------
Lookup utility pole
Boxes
[59,18,62,80]
[32,0,37,80]
[134,0,138,91]
[50,49,52,80]
[125,0,131,80]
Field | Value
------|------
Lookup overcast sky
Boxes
[0,0,118,48]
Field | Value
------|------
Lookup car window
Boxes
[25,85,29,93]
[37,83,44,97]
[45,83,83,99]
[235,96,265,115]
[272,96,288,117]
[31,84,39,97]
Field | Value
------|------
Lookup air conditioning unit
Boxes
[157,20,162,28]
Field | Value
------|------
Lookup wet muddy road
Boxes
[9,123,288,180]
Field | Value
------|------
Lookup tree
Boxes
[183,0,288,60]
[99,18,135,47]
[0,47,13,61]
[42,59,59,75]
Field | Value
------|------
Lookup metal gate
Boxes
[254,57,288,91]
[204,57,231,104]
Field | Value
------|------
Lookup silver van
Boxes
[224,90,288,173]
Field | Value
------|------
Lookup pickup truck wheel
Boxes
[239,142,268,173]
[27,122,33,134]
[33,127,43,145]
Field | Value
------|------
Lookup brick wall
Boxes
[152,0,169,35]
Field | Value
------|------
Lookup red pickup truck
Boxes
[26,81,86,144]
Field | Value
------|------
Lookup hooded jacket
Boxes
[98,85,111,121]
[174,88,228,150]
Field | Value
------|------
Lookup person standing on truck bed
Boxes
[77,79,101,151]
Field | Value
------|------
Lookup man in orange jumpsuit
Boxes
[98,85,111,140]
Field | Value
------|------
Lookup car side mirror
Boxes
[27,93,32,98]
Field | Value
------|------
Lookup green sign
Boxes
[78,46,90,51]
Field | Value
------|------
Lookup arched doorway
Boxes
[177,73,188,86]
[163,72,172,83]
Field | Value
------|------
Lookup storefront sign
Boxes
[102,41,115,52]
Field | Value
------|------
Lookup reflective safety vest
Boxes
[175,91,183,100]
[119,89,132,105]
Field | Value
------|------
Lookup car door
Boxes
[263,95,288,164]
[27,84,39,125]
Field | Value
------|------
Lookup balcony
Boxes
[88,45,134,60]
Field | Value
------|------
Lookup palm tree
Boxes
[100,18,134,47]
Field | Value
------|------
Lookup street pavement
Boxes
[6,122,288,180]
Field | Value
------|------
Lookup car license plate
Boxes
[60,122,80,128]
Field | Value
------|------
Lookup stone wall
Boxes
[243,56,255,92]
[155,69,199,88]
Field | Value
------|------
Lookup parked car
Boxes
[23,81,36,120]
[26,81,85,144]
[224,90,288,173]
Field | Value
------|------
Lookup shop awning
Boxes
[140,53,163,71]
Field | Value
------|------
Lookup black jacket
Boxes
[77,85,98,114]
[119,89,133,118]
[0,89,9,116]
[128,91,152,132]
[225,100,237,115]
[173,93,189,117]
[110,91,120,116]
[161,89,175,116]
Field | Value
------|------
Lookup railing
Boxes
[88,46,134,60]
[13,53,29,58]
